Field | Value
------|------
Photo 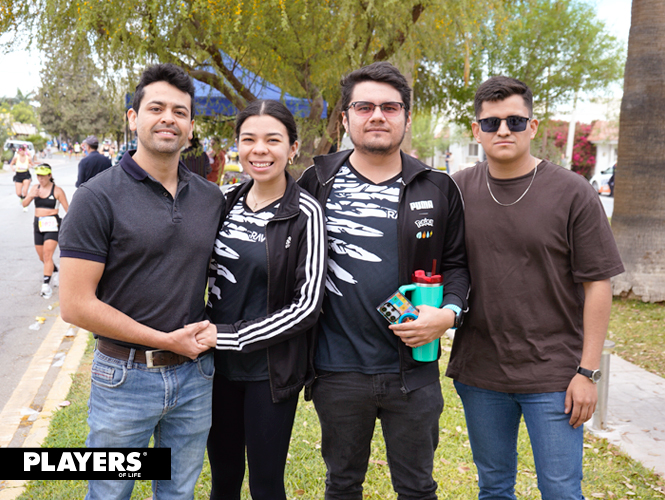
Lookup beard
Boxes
[138,127,185,156]
[349,128,406,157]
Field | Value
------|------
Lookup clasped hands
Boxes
[168,321,218,359]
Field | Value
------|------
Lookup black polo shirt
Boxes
[60,151,224,349]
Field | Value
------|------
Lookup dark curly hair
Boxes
[132,63,196,117]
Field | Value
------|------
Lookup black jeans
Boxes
[207,374,299,500]
[312,371,443,500]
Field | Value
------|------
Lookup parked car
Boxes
[3,139,36,157]
[589,164,615,196]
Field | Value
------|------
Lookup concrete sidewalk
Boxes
[589,354,665,477]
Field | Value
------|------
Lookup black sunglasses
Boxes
[478,116,530,133]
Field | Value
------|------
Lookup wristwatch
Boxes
[442,304,464,329]
[577,366,602,384]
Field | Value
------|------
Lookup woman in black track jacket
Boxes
[197,100,326,500]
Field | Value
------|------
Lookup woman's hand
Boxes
[194,323,218,349]
[165,321,211,359]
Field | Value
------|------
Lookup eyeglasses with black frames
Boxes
[478,116,531,133]
[346,101,407,117]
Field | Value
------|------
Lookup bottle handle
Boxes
[398,284,417,298]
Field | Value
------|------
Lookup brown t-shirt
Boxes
[446,160,624,393]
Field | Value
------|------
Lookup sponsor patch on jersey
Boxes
[415,218,434,228]
[416,230,433,239]
[409,200,434,211]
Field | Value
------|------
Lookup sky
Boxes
[557,0,633,122]
[0,0,633,120]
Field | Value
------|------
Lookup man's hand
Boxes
[167,320,212,359]
[565,373,598,428]
[389,305,455,348]
[194,323,218,349]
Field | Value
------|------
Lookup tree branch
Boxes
[372,3,426,61]
[186,67,247,111]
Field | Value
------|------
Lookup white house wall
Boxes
[593,143,618,176]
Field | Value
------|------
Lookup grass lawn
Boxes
[17,298,665,499]
[608,298,665,377]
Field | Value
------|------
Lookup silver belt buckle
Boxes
[145,349,167,368]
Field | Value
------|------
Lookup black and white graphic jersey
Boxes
[208,196,277,381]
[317,163,402,374]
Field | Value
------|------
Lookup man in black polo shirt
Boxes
[59,64,224,500]
[75,135,112,187]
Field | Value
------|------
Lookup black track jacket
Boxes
[210,172,327,403]
[298,149,470,394]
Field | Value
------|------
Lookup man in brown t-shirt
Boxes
[446,76,624,500]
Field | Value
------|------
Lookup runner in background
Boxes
[22,164,69,299]
[10,145,35,210]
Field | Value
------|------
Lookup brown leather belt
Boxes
[97,337,191,368]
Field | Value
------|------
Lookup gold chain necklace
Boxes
[486,160,538,207]
[249,190,282,210]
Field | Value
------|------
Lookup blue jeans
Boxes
[454,381,584,500]
[312,371,443,500]
[85,349,215,500]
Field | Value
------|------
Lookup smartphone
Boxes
[377,291,419,324]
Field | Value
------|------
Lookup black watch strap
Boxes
[577,366,601,383]
[442,304,464,329]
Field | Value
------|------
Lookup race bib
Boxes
[38,216,58,233]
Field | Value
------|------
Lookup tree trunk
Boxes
[397,59,414,155]
[611,0,665,302]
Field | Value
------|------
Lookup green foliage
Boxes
[0,112,10,157]
[25,133,47,152]
[36,50,120,142]
[416,0,625,127]
[10,101,38,125]
[2,148,13,164]
[411,111,447,164]
[2,0,623,163]
[195,114,236,146]
[482,0,624,120]
[3,0,502,160]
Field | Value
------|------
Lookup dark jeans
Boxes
[207,374,299,500]
[311,371,443,500]
[454,381,584,500]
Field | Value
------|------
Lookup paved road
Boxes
[0,154,79,411]
[599,193,614,218]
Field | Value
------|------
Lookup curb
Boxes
[0,319,89,499]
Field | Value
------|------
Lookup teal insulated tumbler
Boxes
[398,269,443,362]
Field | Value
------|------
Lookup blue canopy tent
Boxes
[189,70,327,119]
[121,56,327,154]
[125,55,326,119]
